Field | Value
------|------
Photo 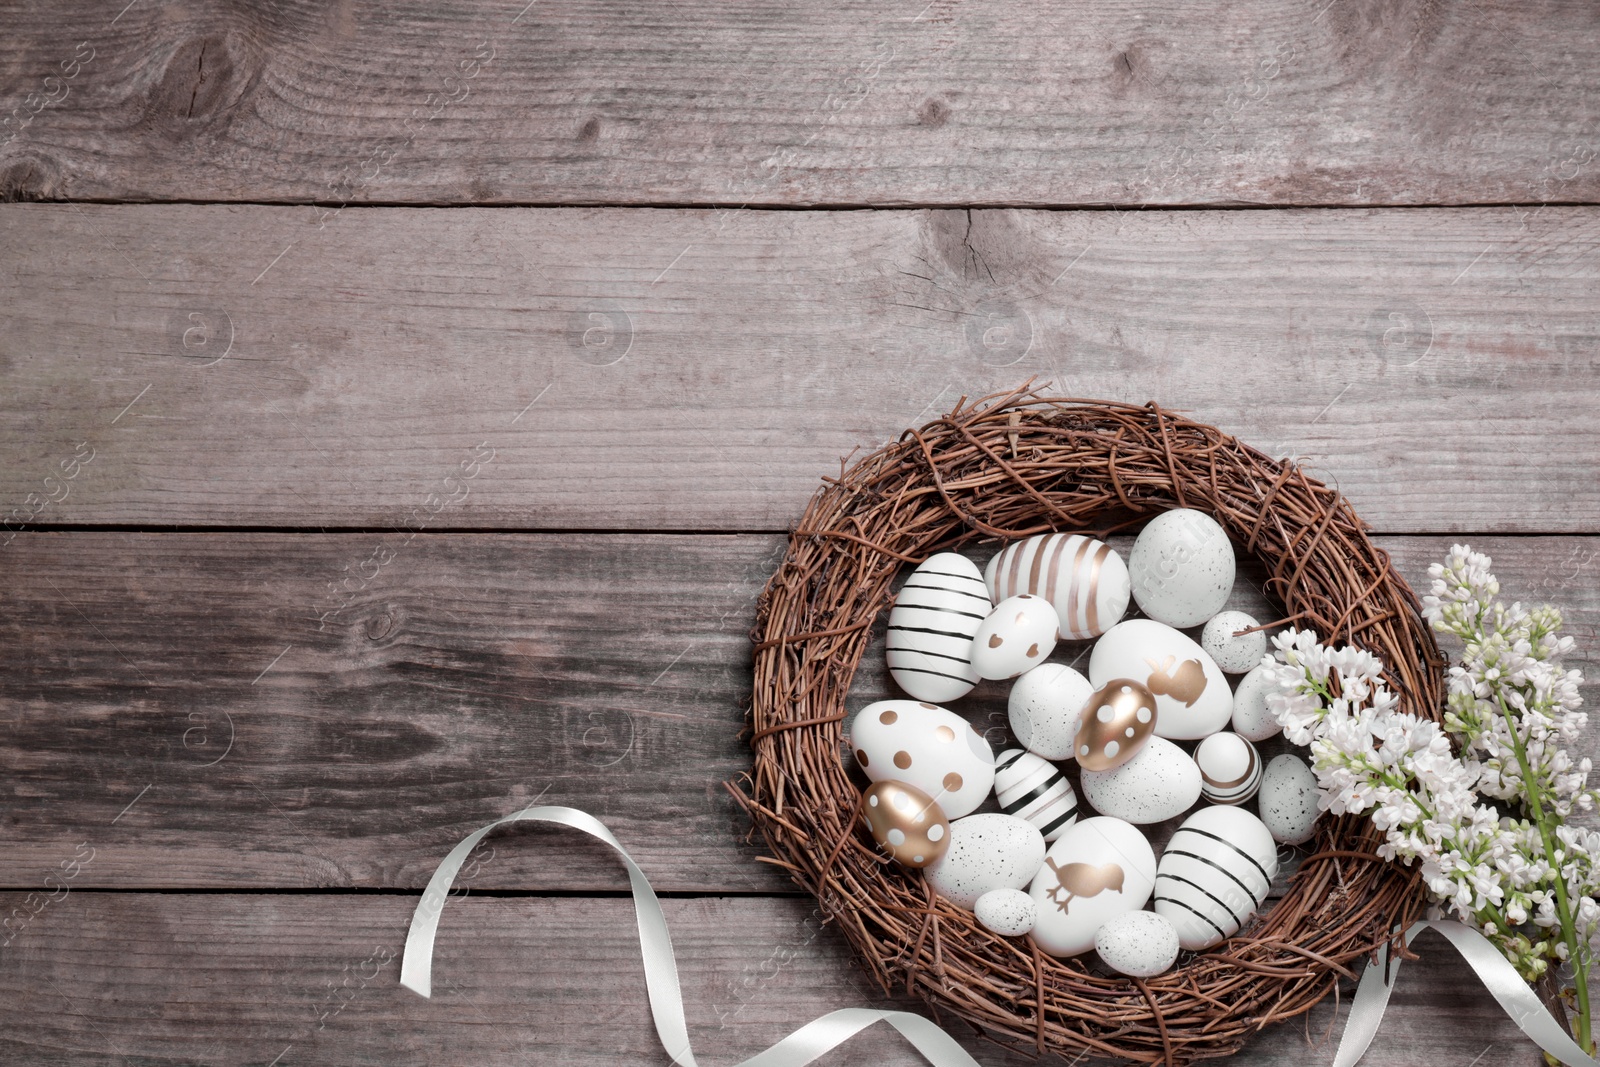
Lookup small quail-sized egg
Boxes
[1008,663,1095,760]
[1229,663,1281,742]
[970,595,1061,680]
[1095,910,1181,978]
[975,888,1038,937]
[1200,610,1268,674]
[1195,731,1262,805]
[1259,754,1320,845]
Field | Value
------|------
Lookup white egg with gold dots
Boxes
[970,595,1060,680]
[850,700,995,819]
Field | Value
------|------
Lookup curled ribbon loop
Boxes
[400,805,981,1067]
[1332,920,1600,1067]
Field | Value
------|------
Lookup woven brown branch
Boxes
[729,388,1446,1066]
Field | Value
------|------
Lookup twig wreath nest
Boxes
[731,388,1448,1066]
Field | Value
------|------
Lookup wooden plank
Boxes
[4,531,1595,893]
[0,891,1551,1066]
[3,204,1598,532]
[2,0,1597,207]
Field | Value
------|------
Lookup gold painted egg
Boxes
[862,779,951,868]
[1073,679,1158,771]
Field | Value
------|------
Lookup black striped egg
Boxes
[1154,805,1278,950]
[992,749,1079,842]
[886,552,991,703]
[983,533,1130,640]
[1194,732,1262,805]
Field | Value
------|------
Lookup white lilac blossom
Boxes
[1263,545,1598,1054]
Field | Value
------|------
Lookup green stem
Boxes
[1498,693,1594,1054]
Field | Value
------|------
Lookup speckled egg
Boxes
[1095,910,1181,978]
[1080,736,1201,824]
[993,749,1079,842]
[1195,732,1262,805]
[1089,619,1233,740]
[862,780,950,868]
[1200,610,1268,674]
[1072,678,1158,771]
[984,533,1131,640]
[1029,817,1157,957]
[851,700,995,819]
[975,888,1038,937]
[1260,754,1320,845]
[1229,663,1281,742]
[970,595,1060,680]
[1008,663,1094,761]
[1128,509,1236,628]
[925,813,1046,909]
[1155,806,1278,950]
[886,552,991,703]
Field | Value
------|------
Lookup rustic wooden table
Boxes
[3,2,1598,1064]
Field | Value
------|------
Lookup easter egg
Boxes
[1095,910,1181,978]
[975,888,1038,937]
[993,749,1080,842]
[1229,663,1281,742]
[1155,806,1278,950]
[1029,817,1156,957]
[1128,509,1236,628]
[984,533,1131,640]
[1008,663,1094,760]
[1259,754,1320,845]
[1080,736,1201,824]
[1089,619,1232,740]
[1200,610,1268,674]
[862,780,950,868]
[886,552,991,703]
[1072,678,1158,771]
[1195,732,1262,805]
[970,595,1060,680]
[925,812,1046,909]
[851,700,995,819]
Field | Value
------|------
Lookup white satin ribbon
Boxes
[399,804,981,1067]
[1332,919,1600,1067]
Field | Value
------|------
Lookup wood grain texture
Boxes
[4,531,1595,893]
[3,203,1598,532]
[0,892,1555,1066]
[2,0,1598,207]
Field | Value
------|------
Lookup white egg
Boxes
[925,813,1046,910]
[970,595,1060,680]
[1154,806,1278,950]
[993,749,1080,842]
[1088,619,1232,739]
[1229,663,1281,742]
[1128,509,1236,628]
[1094,910,1181,978]
[850,700,995,819]
[886,552,991,703]
[1029,817,1156,957]
[1079,737,1201,824]
[1200,610,1267,674]
[1195,732,1262,805]
[1008,663,1094,760]
[1260,754,1320,845]
[975,888,1038,937]
[984,533,1131,640]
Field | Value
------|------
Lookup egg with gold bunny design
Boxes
[1088,619,1232,740]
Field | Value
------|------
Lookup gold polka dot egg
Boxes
[850,699,995,818]
[862,779,950,868]
[1073,679,1158,771]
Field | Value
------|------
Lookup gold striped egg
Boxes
[984,533,1130,640]
[862,779,950,868]
[1073,679,1158,771]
